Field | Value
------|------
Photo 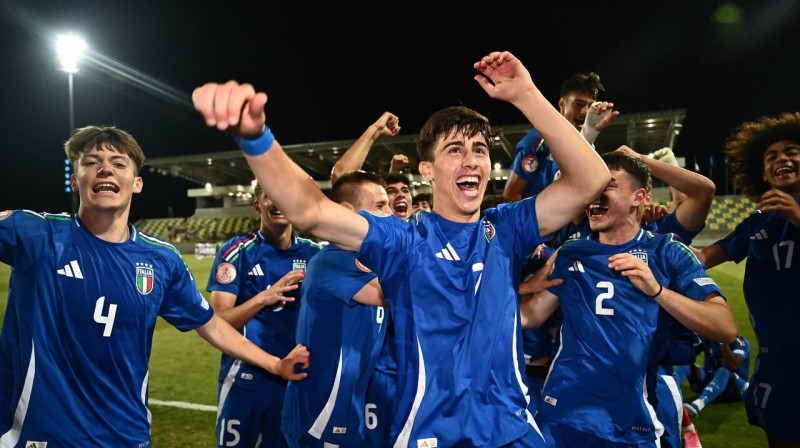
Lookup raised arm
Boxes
[330,111,401,184]
[620,146,715,232]
[474,51,610,237]
[193,82,367,252]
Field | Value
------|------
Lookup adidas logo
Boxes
[567,260,585,272]
[57,260,83,279]
[248,264,265,276]
[750,229,768,240]
[434,243,460,261]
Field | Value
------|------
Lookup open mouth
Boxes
[392,201,408,216]
[775,165,796,179]
[269,207,285,218]
[93,183,119,193]
[587,199,609,219]
[456,175,481,197]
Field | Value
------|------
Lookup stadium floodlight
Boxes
[57,34,86,74]
[57,33,86,213]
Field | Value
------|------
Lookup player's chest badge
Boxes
[135,262,155,295]
[292,259,307,271]
[628,249,649,265]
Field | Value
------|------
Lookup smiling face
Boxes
[255,190,290,231]
[419,129,490,223]
[72,145,143,217]
[587,167,645,234]
[762,140,800,194]
[385,181,411,219]
[558,91,596,131]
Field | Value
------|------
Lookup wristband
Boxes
[236,126,275,156]
[647,283,663,298]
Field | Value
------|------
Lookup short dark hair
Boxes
[417,106,494,162]
[331,170,385,205]
[601,152,652,193]
[412,192,431,206]
[560,72,605,100]
[65,126,146,175]
[383,171,411,187]
[725,112,800,200]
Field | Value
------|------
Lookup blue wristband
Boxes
[236,126,275,156]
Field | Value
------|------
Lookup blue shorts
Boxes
[654,369,682,448]
[539,421,658,448]
[746,351,800,441]
[364,370,396,448]
[217,371,288,448]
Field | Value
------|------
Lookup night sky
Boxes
[2,1,799,222]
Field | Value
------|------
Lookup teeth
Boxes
[93,183,117,192]
[457,176,479,184]
[776,166,794,174]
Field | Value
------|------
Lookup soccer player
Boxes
[282,170,392,448]
[411,192,432,213]
[675,334,750,417]
[503,71,618,201]
[520,151,736,447]
[694,111,800,448]
[193,50,610,447]
[383,171,413,219]
[206,182,321,448]
[0,126,309,448]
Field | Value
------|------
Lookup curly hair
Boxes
[725,112,800,200]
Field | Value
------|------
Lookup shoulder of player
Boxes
[135,228,183,257]
[294,236,324,251]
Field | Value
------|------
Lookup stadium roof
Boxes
[146,109,686,189]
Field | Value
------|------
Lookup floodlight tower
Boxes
[57,33,86,213]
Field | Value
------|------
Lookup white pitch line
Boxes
[149,398,216,412]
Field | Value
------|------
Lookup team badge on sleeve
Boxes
[693,277,717,287]
[483,221,495,243]
[521,155,539,173]
[216,262,237,284]
[135,262,154,295]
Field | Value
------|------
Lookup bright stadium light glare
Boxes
[57,34,87,73]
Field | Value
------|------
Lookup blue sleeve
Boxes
[665,236,723,301]
[509,128,547,181]
[0,210,50,269]
[493,198,547,259]
[714,217,751,263]
[160,253,215,331]
[654,212,703,246]
[205,238,242,296]
[354,211,410,305]
[312,248,377,305]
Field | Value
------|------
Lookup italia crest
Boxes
[629,249,649,265]
[136,262,154,295]
[293,259,307,271]
[484,221,495,243]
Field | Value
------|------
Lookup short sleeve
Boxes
[665,237,724,301]
[160,255,214,331]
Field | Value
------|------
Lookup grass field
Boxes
[0,258,767,447]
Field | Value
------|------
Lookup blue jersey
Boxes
[702,335,750,379]
[538,229,722,444]
[508,128,560,199]
[355,202,546,448]
[715,206,800,354]
[207,231,320,384]
[0,211,213,447]
[282,245,386,445]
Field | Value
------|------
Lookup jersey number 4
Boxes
[94,296,118,337]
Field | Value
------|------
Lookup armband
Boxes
[236,126,275,157]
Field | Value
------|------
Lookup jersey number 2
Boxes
[595,281,615,316]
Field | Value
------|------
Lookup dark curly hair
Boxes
[725,112,800,200]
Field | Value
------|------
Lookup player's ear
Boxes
[419,161,433,182]
[70,174,78,191]
[633,188,647,207]
[558,97,566,114]
[132,176,143,194]
[340,201,355,212]
[253,201,261,214]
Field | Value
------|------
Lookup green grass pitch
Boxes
[0,258,768,447]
